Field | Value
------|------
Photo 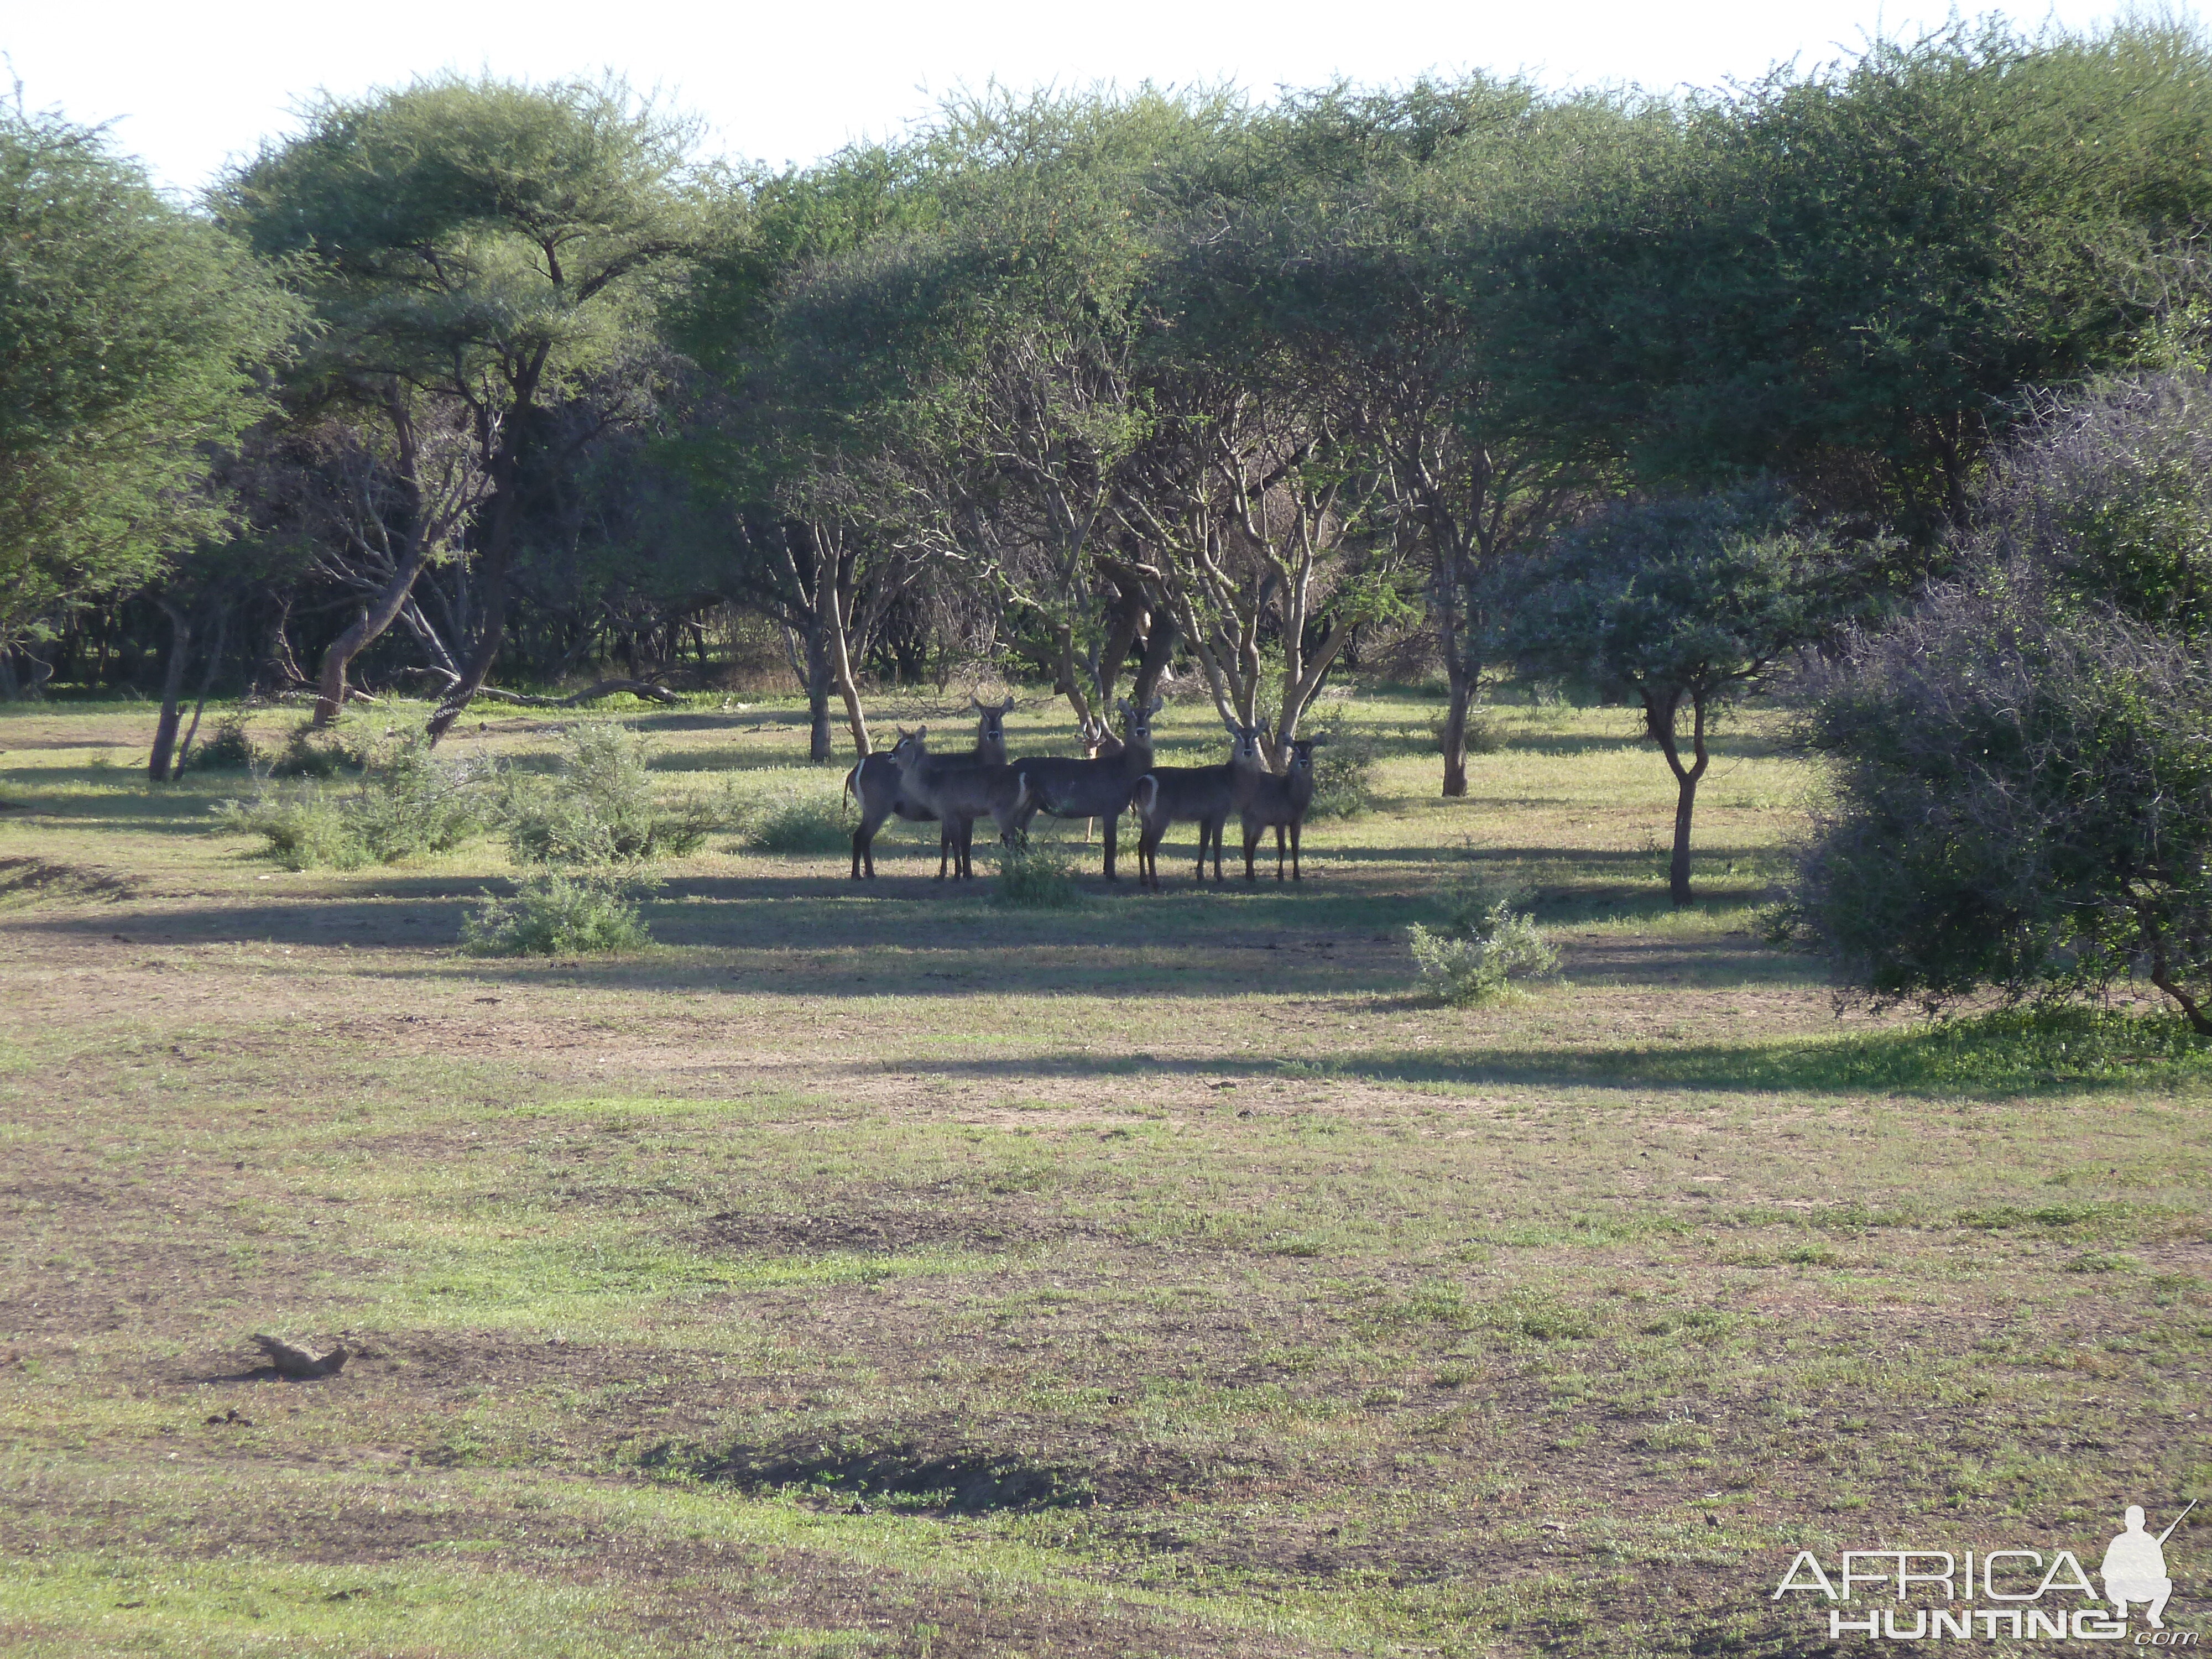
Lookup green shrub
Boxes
[183,712,258,772]
[997,841,1083,909]
[498,722,709,865]
[461,872,651,956]
[735,782,851,854]
[1302,712,1380,818]
[268,722,364,779]
[213,734,487,869]
[1409,914,1561,1005]
[216,787,361,870]
[1412,846,1558,1004]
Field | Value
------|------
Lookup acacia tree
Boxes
[216,75,708,733]
[0,107,296,690]
[1483,20,2212,541]
[1195,84,1627,789]
[673,148,942,758]
[1501,489,1883,905]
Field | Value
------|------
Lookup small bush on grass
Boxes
[735,782,851,854]
[498,721,710,865]
[1412,844,1558,1005]
[1301,712,1380,818]
[215,734,487,870]
[1410,915,1561,1005]
[461,872,651,956]
[184,712,258,772]
[216,787,361,870]
[997,841,1083,909]
[268,722,365,779]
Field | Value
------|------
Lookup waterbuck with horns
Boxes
[1009,696,1161,881]
[1131,722,1265,890]
[1240,735,1322,881]
[844,696,1013,879]
[883,727,1031,881]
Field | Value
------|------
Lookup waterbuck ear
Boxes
[1000,695,1016,712]
[971,695,986,712]
[1117,698,1133,721]
[1146,695,1164,715]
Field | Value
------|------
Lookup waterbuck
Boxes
[1239,735,1321,881]
[883,727,1030,880]
[844,696,1013,879]
[1131,722,1265,890]
[1009,696,1160,881]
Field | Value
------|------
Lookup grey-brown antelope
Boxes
[1009,697,1160,880]
[883,726,1030,880]
[845,696,1012,879]
[1240,735,1321,881]
[1131,722,1265,890]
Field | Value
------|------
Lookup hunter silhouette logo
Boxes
[2106,1503,2193,1631]
[1773,1500,2199,1643]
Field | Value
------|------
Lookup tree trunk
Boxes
[426,359,540,745]
[148,603,193,783]
[1646,690,1710,908]
[820,536,871,758]
[426,541,510,744]
[1434,544,1470,797]
[2145,921,2212,1035]
[1439,656,1473,799]
[314,546,432,728]
[804,628,834,763]
[1052,619,1098,735]
[173,608,227,778]
[1128,612,1178,709]
[1669,767,1702,908]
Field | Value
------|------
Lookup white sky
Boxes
[6,1,2165,196]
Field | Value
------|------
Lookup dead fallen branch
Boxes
[411,667,683,708]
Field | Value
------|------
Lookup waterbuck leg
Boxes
[852,806,889,880]
[1244,827,1259,881]
[1103,812,1118,882]
[1291,821,1302,881]
[1276,825,1288,882]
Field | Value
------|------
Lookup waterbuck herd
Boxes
[843,697,1322,889]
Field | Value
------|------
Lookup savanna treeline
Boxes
[11,20,2212,1007]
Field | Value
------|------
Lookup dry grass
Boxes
[1,690,2206,1657]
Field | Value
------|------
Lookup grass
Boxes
[1,686,2207,1657]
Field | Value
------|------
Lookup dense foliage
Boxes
[1792,374,2212,1029]
[0,108,299,670]
[7,22,2212,830]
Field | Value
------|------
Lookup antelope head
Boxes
[971,695,1014,750]
[1116,696,1161,749]
[886,726,929,775]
